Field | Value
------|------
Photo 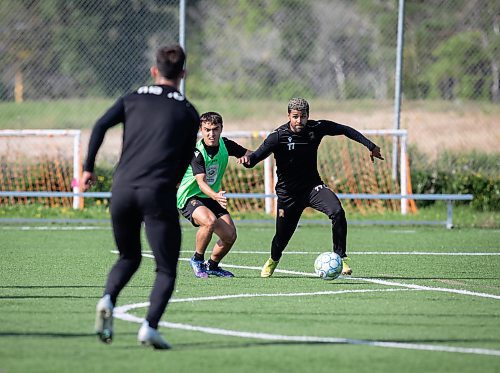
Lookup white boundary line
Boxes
[112,249,500,256]
[112,253,500,356]
[112,251,500,300]
[114,288,500,357]
[220,250,500,256]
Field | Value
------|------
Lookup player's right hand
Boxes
[80,171,96,192]
[237,155,250,166]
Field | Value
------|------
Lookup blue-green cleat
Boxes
[190,258,208,278]
[206,264,234,277]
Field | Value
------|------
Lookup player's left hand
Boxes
[370,146,384,163]
[215,191,227,209]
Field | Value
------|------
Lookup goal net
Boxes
[221,129,408,215]
[0,130,82,209]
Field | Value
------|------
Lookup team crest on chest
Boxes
[206,164,219,185]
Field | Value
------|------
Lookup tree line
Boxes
[0,0,498,101]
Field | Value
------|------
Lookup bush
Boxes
[410,148,499,211]
[84,164,113,207]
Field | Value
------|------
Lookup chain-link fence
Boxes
[0,0,180,101]
[0,0,498,214]
[1,1,498,102]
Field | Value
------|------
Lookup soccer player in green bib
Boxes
[177,112,252,277]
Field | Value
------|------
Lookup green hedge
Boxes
[83,164,114,207]
[410,149,499,211]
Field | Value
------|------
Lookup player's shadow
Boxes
[0,284,153,299]
[244,275,361,281]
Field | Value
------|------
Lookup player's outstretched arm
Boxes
[239,132,277,168]
[370,145,384,163]
[322,121,384,163]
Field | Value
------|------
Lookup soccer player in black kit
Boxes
[240,98,383,278]
[80,45,199,349]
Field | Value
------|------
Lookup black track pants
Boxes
[270,184,347,261]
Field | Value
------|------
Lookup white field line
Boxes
[112,250,500,300]
[345,277,500,300]
[218,250,500,256]
[114,289,500,357]
[113,250,500,256]
[112,253,500,355]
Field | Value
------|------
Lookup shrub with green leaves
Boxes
[410,148,499,211]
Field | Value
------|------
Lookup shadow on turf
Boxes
[0,331,112,338]
[359,275,500,280]
[0,285,151,289]
[0,295,99,299]
[168,337,500,350]
[5,332,494,348]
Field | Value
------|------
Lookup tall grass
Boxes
[1,98,498,130]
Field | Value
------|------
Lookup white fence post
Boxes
[400,133,408,215]
[264,157,273,214]
[72,131,81,209]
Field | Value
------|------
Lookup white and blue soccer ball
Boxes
[314,252,342,280]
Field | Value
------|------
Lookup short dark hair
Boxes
[156,44,185,79]
[200,112,223,128]
[288,97,309,114]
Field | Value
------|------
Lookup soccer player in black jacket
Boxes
[80,45,199,349]
[240,98,383,278]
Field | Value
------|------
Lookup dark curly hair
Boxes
[200,112,223,128]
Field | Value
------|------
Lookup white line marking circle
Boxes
[114,288,500,357]
[113,258,500,357]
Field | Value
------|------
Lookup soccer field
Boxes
[1,224,499,373]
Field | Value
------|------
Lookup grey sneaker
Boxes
[190,258,208,278]
[95,294,113,344]
[138,321,171,350]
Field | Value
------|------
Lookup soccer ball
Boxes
[314,252,342,280]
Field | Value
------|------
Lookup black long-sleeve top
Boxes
[245,120,376,197]
[84,85,199,189]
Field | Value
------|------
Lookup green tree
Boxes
[57,0,178,96]
[426,31,490,100]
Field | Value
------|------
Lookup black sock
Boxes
[207,259,218,270]
[193,252,204,262]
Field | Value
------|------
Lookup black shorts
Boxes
[179,197,229,227]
